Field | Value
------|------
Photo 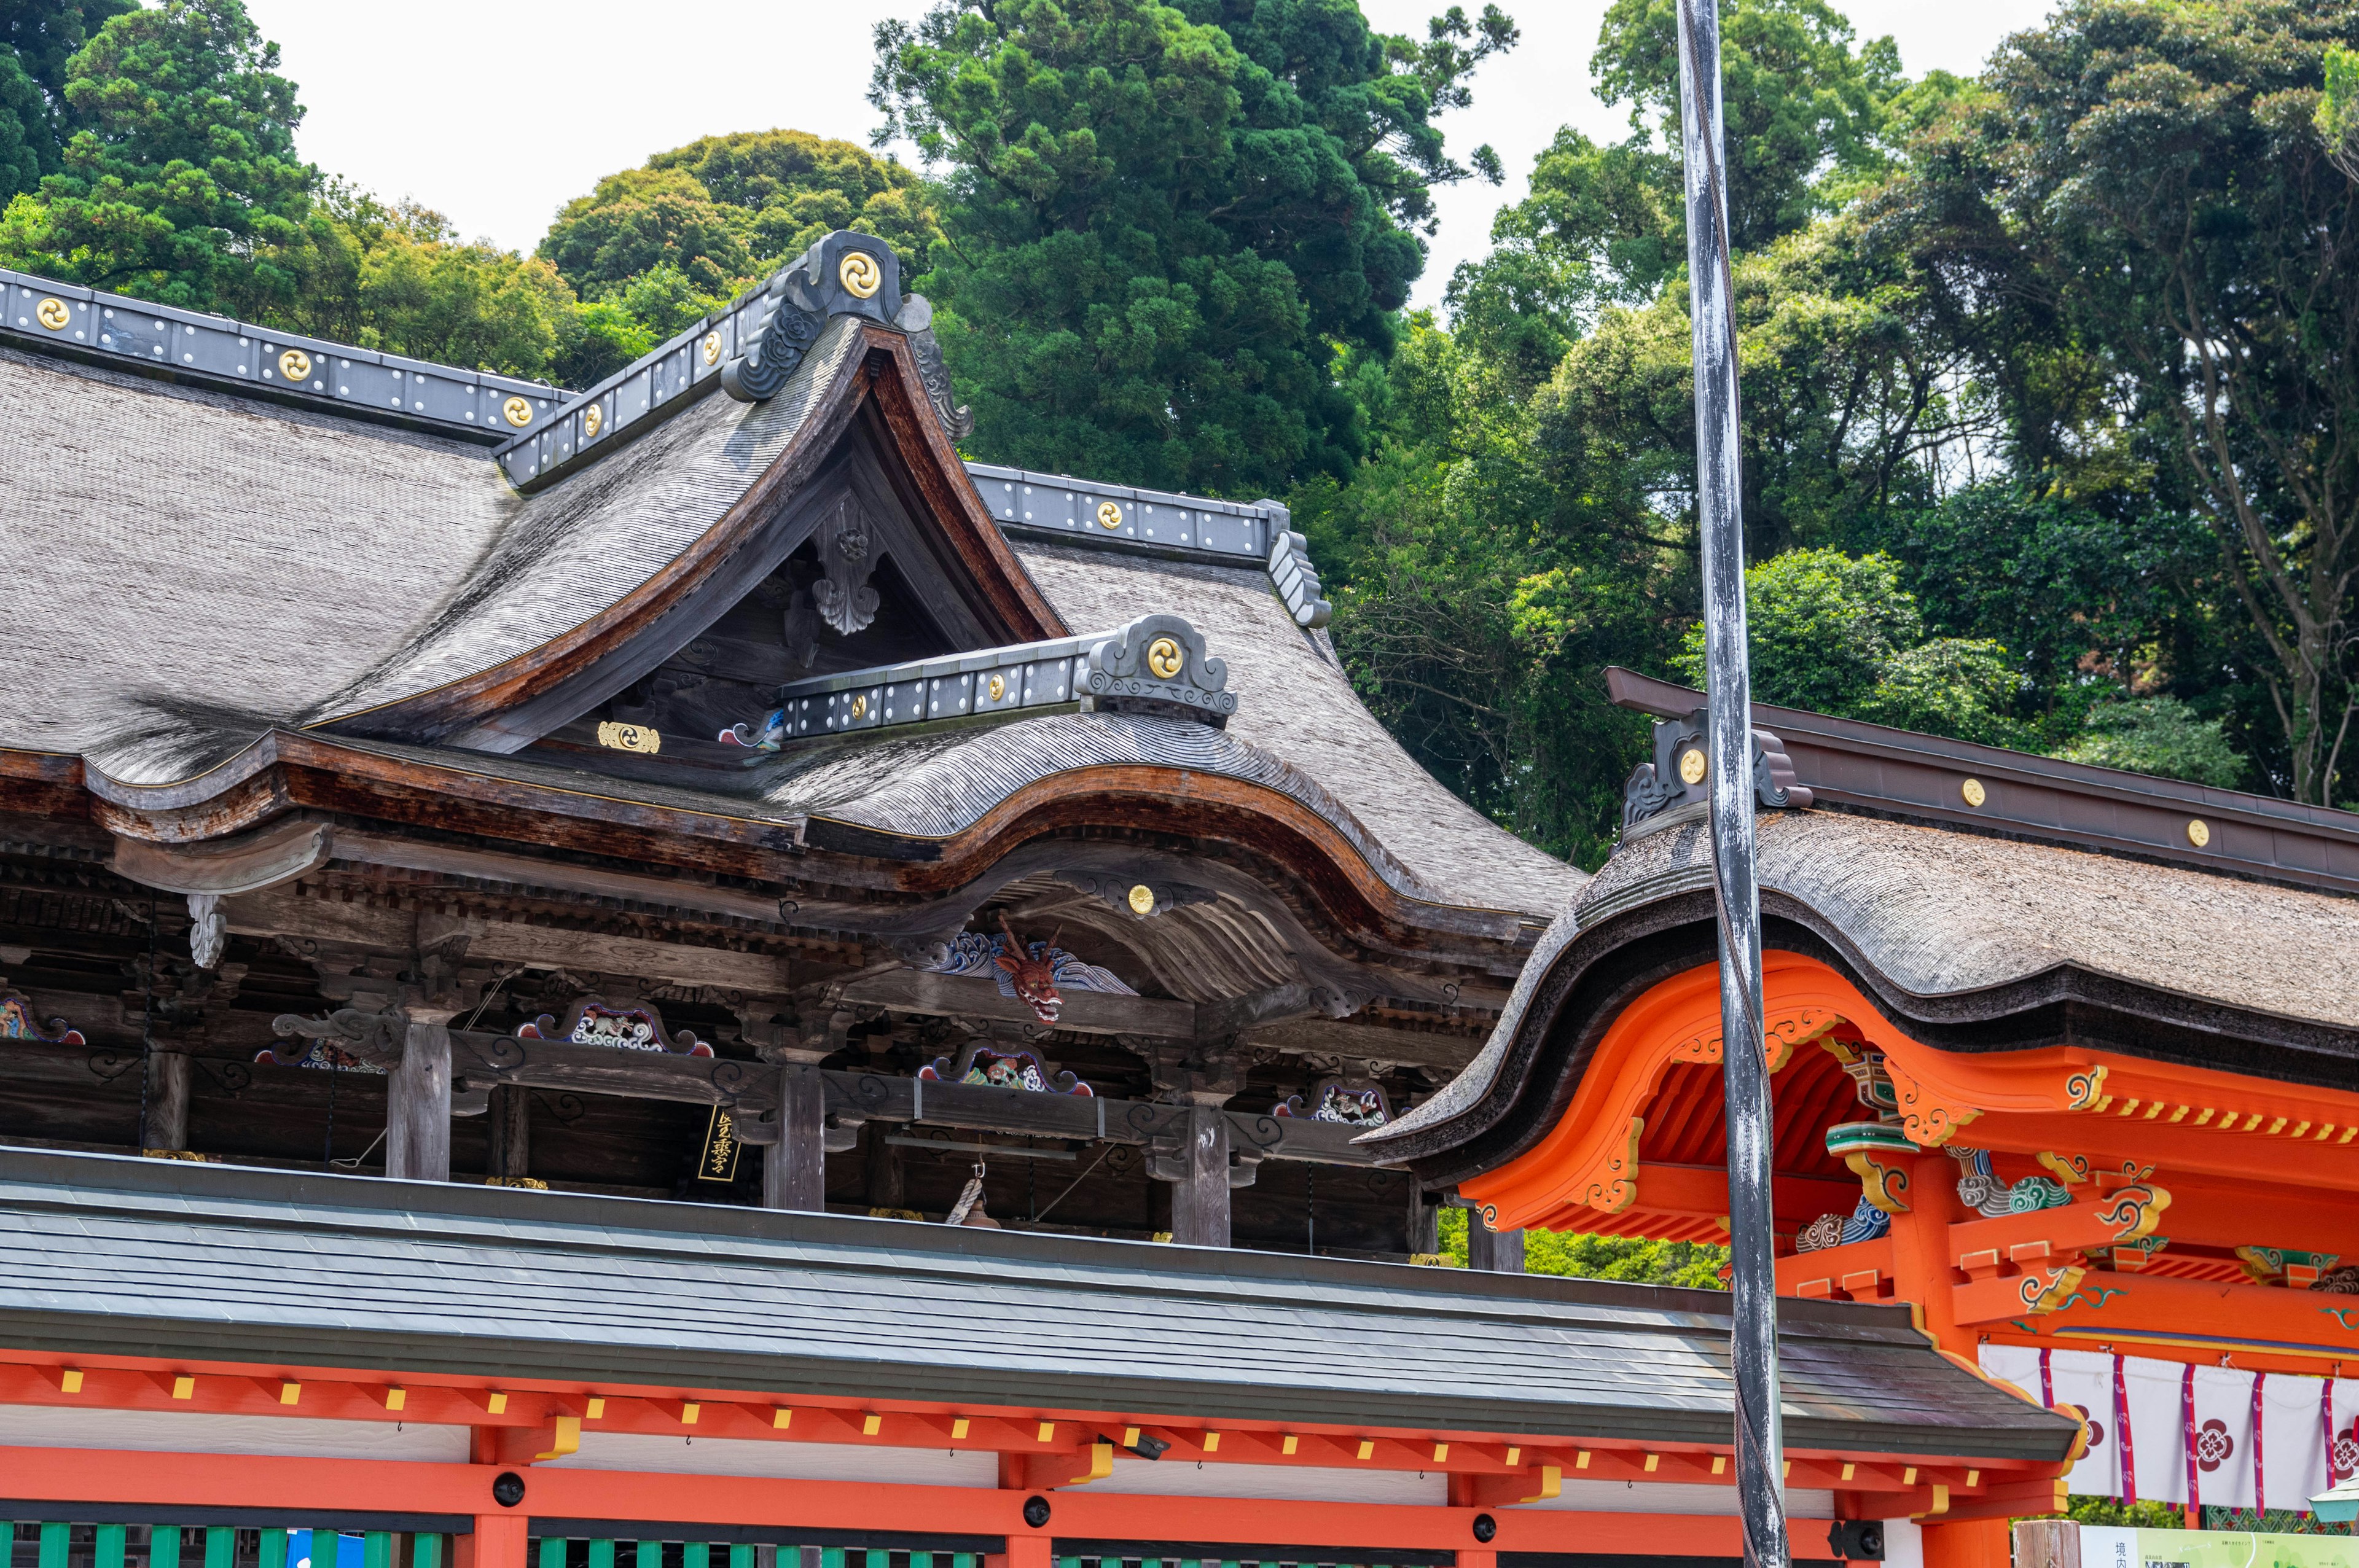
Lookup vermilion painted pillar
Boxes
[1921,1519,2008,1568]
[1886,1149,1965,1355]
[1004,1535,1050,1568]
[471,1513,529,1568]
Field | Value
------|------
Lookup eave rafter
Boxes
[69,729,1532,999]
[0,1351,2066,1513]
[1471,951,2359,1236]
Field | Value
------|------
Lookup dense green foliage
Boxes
[1898,0,2359,805]
[869,0,1512,495]
[1438,1207,1729,1287]
[0,0,132,199]
[541,129,944,310]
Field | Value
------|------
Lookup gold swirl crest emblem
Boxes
[584,404,604,439]
[839,251,882,299]
[503,396,533,427]
[34,297,71,330]
[278,348,312,381]
[702,331,722,366]
[1146,637,1184,679]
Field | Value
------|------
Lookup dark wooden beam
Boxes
[143,1051,188,1153]
[765,1066,824,1212]
[1160,1104,1230,1248]
[385,1020,452,1182]
[836,969,1195,1037]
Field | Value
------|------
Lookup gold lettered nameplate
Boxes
[697,1104,741,1184]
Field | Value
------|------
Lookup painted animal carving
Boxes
[993,916,1063,1024]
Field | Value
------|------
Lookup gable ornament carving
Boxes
[812,495,882,637]
[722,232,902,404]
[1082,614,1237,725]
[1619,708,1812,837]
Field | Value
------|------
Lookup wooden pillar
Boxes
[486,1085,530,1180]
[1468,1219,1525,1273]
[467,1513,528,1568]
[864,1121,905,1211]
[1167,1104,1230,1248]
[1888,1147,1965,1353]
[1407,1184,1441,1257]
[144,1050,190,1153]
[384,1020,452,1182]
[1922,1519,2008,1568]
[1004,1533,1050,1568]
[764,1064,826,1212]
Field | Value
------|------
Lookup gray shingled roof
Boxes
[7,299,1577,920]
[0,1147,2074,1459]
[318,317,864,725]
[1014,544,1582,918]
[1374,806,2359,1150]
[0,343,514,760]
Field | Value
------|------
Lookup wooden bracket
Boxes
[1452,1466,1562,1507]
[1022,1442,1114,1489]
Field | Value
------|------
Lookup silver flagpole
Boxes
[1672,2,1788,1566]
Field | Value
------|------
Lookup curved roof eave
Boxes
[1364,806,2359,1179]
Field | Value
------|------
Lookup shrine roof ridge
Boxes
[1605,665,2359,898]
[0,255,1333,622]
[0,1145,2079,1459]
[0,267,563,442]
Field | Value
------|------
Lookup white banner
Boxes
[1976,1345,2359,1511]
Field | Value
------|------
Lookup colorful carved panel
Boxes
[1796,1193,1892,1253]
[2236,1246,2342,1288]
[917,918,1136,1027]
[257,1040,388,1075]
[1826,1120,1913,1214]
[518,998,713,1057]
[1275,1078,1391,1126]
[919,1040,1092,1096]
[0,989,83,1047]
[1952,1147,2073,1217]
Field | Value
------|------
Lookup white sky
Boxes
[244,0,2057,313]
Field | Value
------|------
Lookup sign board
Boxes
[2073,1526,2359,1568]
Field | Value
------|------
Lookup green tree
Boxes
[1590,0,1901,251]
[541,165,748,300]
[650,128,945,276]
[1929,0,2359,804]
[0,1,133,198]
[870,0,1512,495]
[0,0,322,317]
[2056,698,2246,789]
[539,130,945,309]
[1673,549,2025,746]
[1438,1207,1729,1287]
[1446,0,1905,380]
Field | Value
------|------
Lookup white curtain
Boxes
[1976,1345,2354,1512]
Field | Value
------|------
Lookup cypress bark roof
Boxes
[0,244,1580,924]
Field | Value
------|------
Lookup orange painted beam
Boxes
[1778,1238,1896,1300]
[1946,1185,2167,1270]
[1958,1113,2359,1194]
[2028,1270,2359,1356]
[0,1446,1849,1556]
[1632,1163,1858,1225]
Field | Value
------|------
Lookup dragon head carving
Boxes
[993,915,1062,1025]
